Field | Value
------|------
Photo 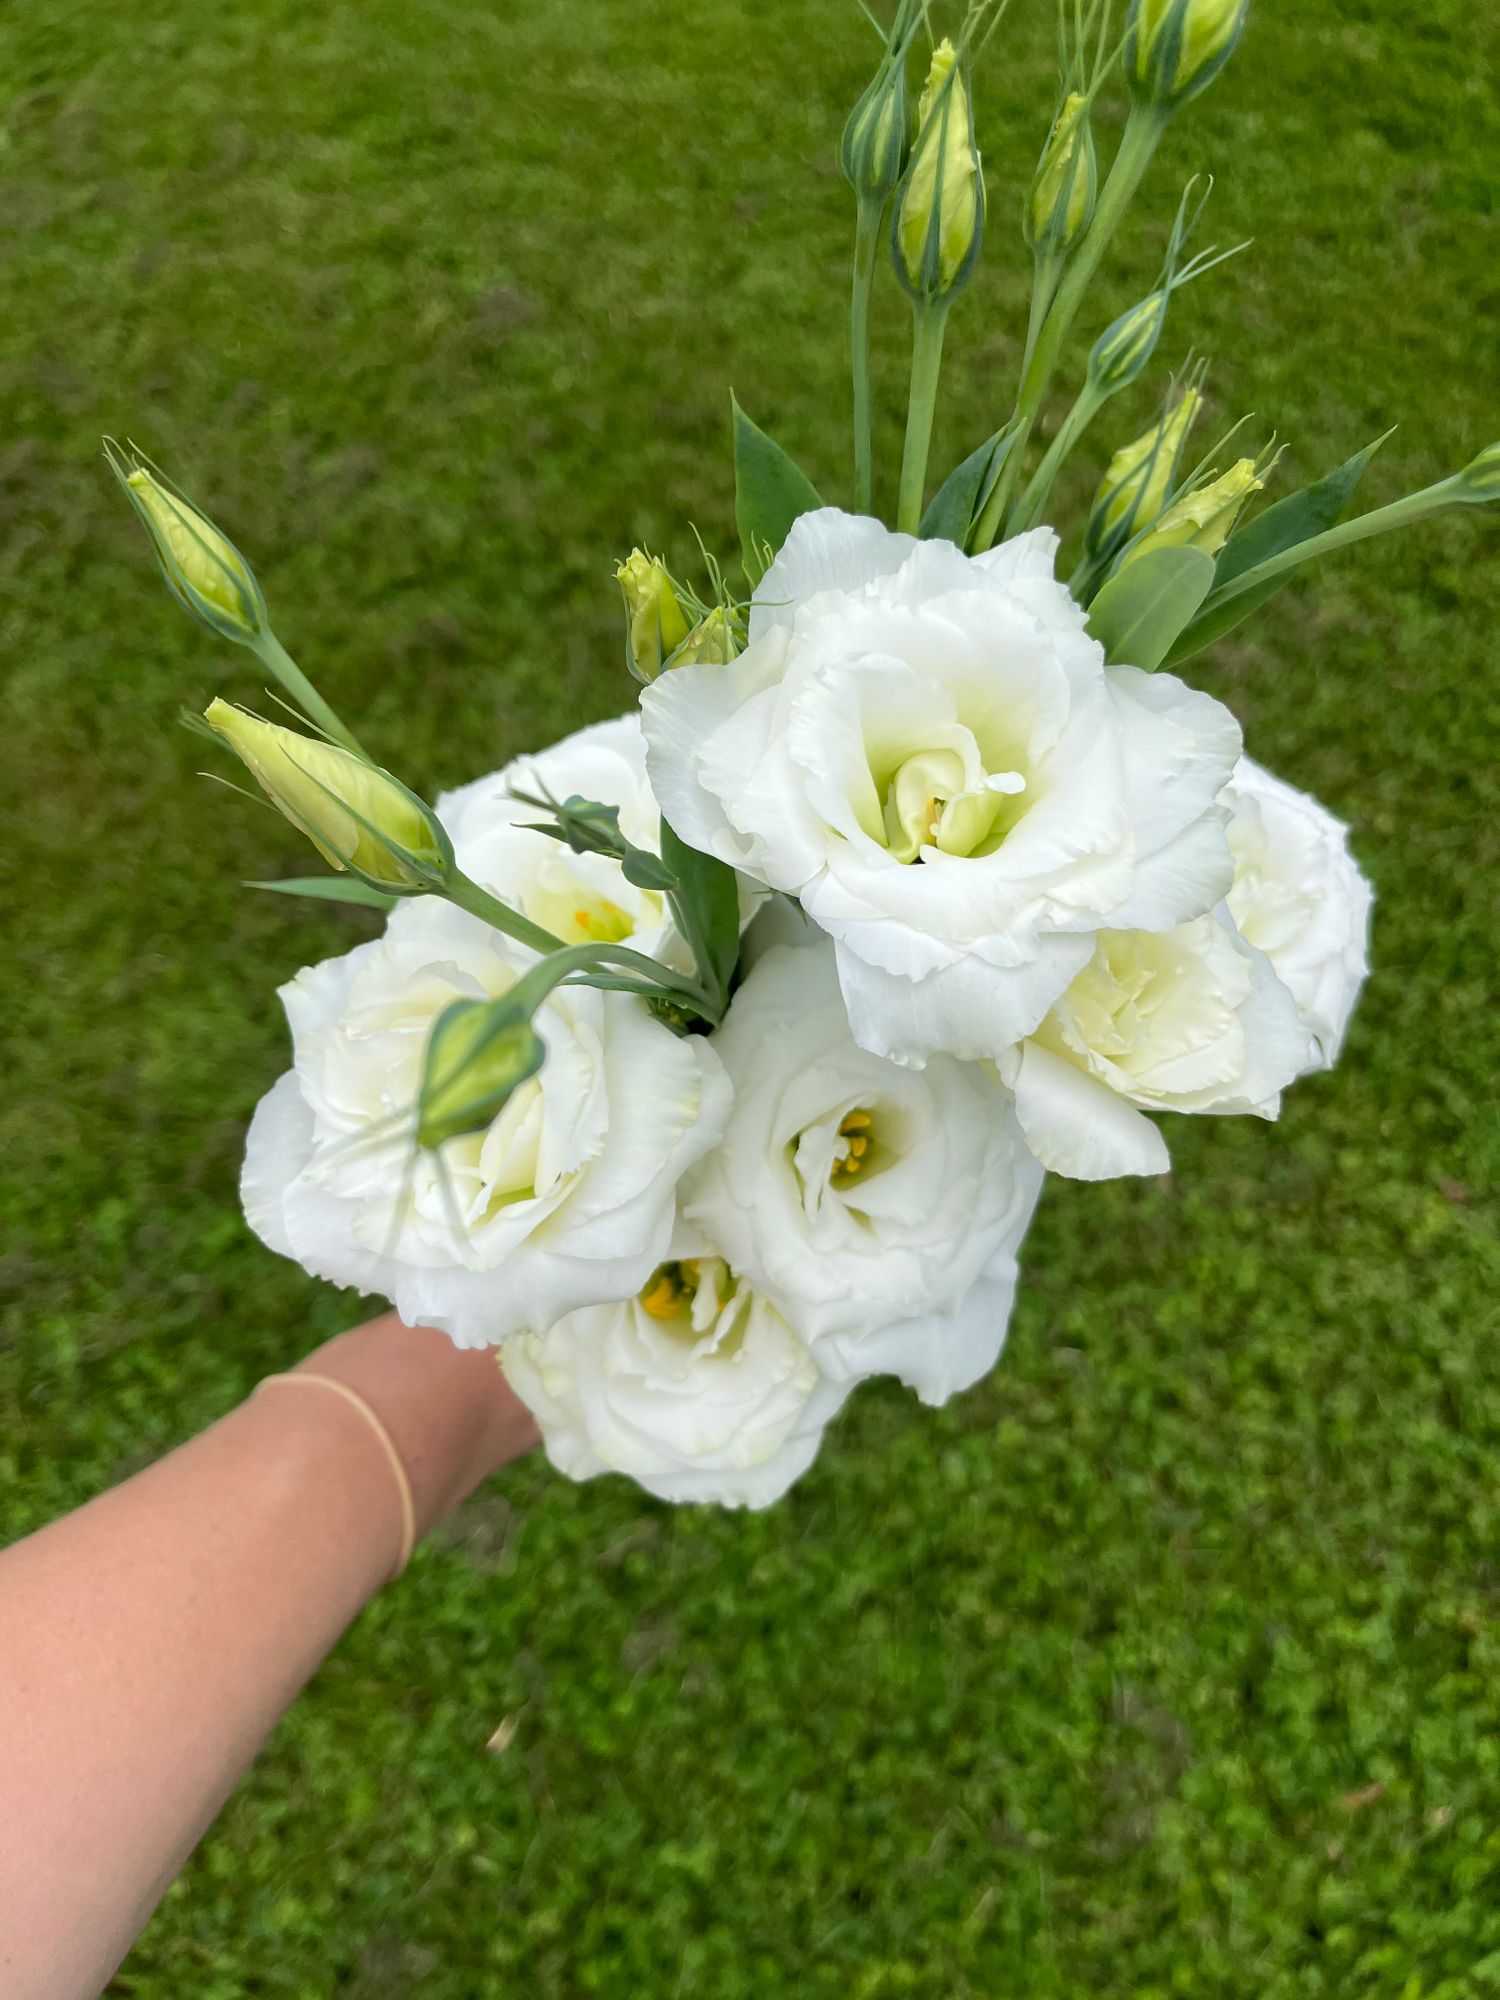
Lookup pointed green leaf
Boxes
[732,392,821,588]
[1214,430,1394,588]
[1164,432,1396,667]
[1086,547,1216,670]
[919,426,1018,545]
[660,819,741,1003]
[247,875,396,909]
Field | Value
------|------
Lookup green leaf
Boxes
[919,426,1017,545]
[1085,547,1217,671]
[247,875,396,909]
[1161,431,1395,669]
[732,392,821,589]
[1214,429,1394,589]
[660,818,741,1003]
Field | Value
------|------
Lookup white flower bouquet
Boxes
[108,0,1494,1508]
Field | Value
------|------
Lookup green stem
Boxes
[1010,383,1103,536]
[1020,249,1061,385]
[443,870,567,957]
[1198,483,1459,616]
[972,103,1168,552]
[851,199,883,516]
[254,631,368,759]
[443,872,720,1020]
[897,301,951,535]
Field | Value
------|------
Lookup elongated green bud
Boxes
[1452,441,1500,504]
[417,996,545,1149]
[106,442,267,644]
[1024,92,1097,255]
[616,550,691,684]
[892,40,984,305]
[1126,0,1249,112]
[1127,456,1263,563]
[204,700,450,893]
[840,30,911,204]
[1087,388,1203,556]
[1087,288,1173,399]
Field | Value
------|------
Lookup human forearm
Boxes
[0,1314,536,2000]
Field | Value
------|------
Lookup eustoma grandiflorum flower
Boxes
[642,507,1242,1068]
[685,939,1043,1404]
[1222,758,1373,1070]
[993,911,1311,1180]
[240,896,730,1345]
[501,1241,853,1509]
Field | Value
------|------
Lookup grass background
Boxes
[2,0,1498,1991]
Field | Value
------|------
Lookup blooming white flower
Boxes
[501,1239,851,1509]
[995,911,1312,1180]
[241,899,730,1345]
[686,941,1044,1404]
[1223,756,1373,1069]
[642,508,1242,1068]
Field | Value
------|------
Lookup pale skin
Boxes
[0,1312,540,2000]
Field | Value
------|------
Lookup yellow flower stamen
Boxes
[638,1258,701,1320]
[834,1109,876,1182]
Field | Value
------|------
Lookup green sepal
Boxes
[1087,545,1216,670]
[918,425,1018,545]
[1164,431,1392,666]
[246,876,397,909]
[732,393,821,589]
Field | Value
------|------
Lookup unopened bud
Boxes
[1128,456,1263,562]
[840,40,910,204]
[616,550,691,684]
[1126,0,1249,112]
[892,41,984,304]
[1087,289,1173,399]
[417,997,545,1150]
[671,606,740,668]
[1452,441,1500,504]
[1087,389,1203,555]
[1025,92,1097,255]
[204,699,450,893]
[107,442,267,644]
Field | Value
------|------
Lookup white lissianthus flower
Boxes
[686,941,1044,1405]
[501,1239,852,1509]
[241,899,730,1345]
[1223,756,1373,1069]
[995,911,1312,1180]
[642,508,1242,1067]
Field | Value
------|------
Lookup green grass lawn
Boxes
[2,0,1498,1990]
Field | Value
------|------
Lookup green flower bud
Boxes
[892,40,985,305]
[671,605,740,668]
[1087,288,1172,399]
[204,699,451,893]
[616,550,691,684]
[106,441,267,644]
[1087,388,1203,556]
[1128,455,1263,562]
[1024,92,1097,255]
[1126,0,1250,112]
[840,38,910,204]
[417,997,545,1150]
[1452,441,1500,504]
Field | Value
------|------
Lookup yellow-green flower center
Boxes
[880,748,1027,864]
